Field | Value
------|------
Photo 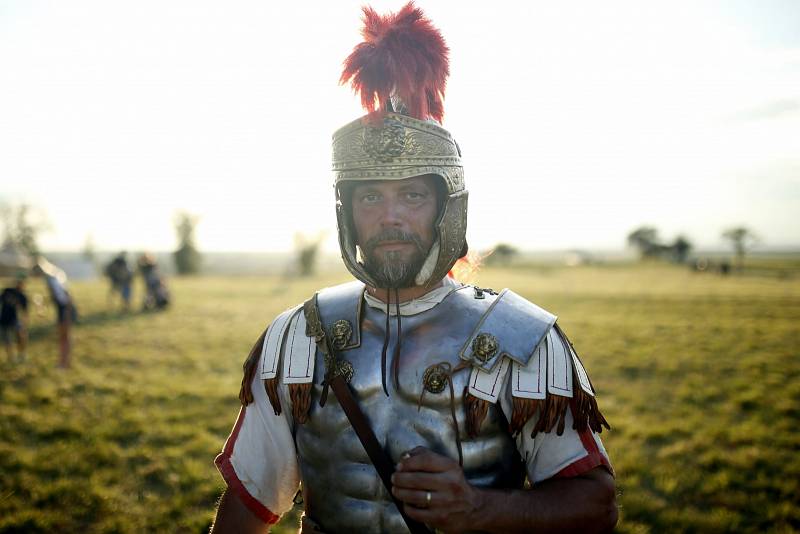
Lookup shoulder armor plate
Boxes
[466,357,511,403]
[508,324,596,401]
[260,305,302,380]
[282,310,316,384]
[315,281,365,351]
[460,289,557,372]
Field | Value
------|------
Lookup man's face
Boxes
[350,175,439,288]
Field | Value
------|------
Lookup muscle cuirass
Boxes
[295,286,525,533]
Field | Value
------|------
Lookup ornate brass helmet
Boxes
[332,112,467,289]
[332,4,468,289]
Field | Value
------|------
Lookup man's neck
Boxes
[365,278,445,304]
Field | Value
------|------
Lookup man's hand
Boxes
[391,446,617,534]
[391,446,481,533]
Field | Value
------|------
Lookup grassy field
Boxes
[1,262,798,533]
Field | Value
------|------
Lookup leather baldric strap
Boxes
[304,295,432,534]
[329,375,432,534]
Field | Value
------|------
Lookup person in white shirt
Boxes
[33,258,76,368]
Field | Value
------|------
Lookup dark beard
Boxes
[362,229,428,289]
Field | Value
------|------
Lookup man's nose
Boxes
[378,198,404,227]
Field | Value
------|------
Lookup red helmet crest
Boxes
[340,2,449,123]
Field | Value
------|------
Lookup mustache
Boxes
[364,229,425,252]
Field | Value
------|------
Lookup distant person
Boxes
[32,258,77,369]
[104,251,133,311]
[138,253,170,310]
[1,271,29,363]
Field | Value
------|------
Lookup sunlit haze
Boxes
[2,0,799,253]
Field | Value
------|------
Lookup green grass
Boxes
[1,263,798,533]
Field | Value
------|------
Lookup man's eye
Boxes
[405,192,425,201]
[362,193,380,203]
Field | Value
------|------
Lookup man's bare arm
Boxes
[392,447,617,534]
[210,488,269,534]
[468,466,616,534]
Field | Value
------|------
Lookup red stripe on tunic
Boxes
[214,406,281,525]
[554,428,614,479]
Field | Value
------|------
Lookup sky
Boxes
[1,0,799,253]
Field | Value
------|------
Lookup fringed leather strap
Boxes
[264,378,282,416]
[571,387,610,434]
[509,384,610,438]
[290,383,313,424]
[533,394,570,436]
[509,324,612,438]
[510,386,609,438]
[464,392,489,439]
[238,329,268,406]
[509,397,540,437]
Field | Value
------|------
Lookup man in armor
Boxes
[212,4,616,533]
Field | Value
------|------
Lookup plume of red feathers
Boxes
[340,2,449,123]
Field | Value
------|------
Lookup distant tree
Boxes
[486,243,519,266]
[82,234,97,265]
[0,203,51,258]
[722,226,757,272]
[173,212,202,275]
[627,226,661,260]
[294,232,325,277]
[670,235,693,264]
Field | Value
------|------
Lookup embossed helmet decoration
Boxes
[332,2,468,289]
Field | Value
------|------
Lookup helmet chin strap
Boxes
[379,287,404,398]
[414,239,441,287]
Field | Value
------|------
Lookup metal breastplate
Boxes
[294,287,524,534]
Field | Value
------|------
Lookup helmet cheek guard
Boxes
[333,113,468,289]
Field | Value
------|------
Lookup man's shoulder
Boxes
[460,286,555,319]
[261,281,362,325]
[446,286,557,370]
[457,287,611,436]
[257,280,363,356]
